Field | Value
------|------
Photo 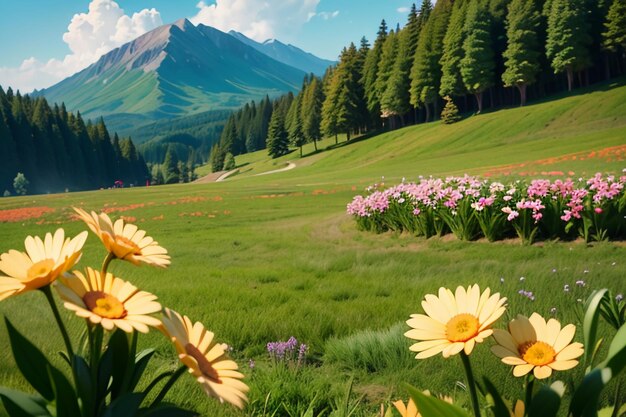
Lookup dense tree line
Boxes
[209,0,626,167]
[135,109,230,165]
[0,86,149,195]
[147,144,198,185]
[209,95,274,171]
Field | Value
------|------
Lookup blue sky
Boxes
[0,0,415,92]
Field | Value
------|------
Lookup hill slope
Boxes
[211,79,626,183]
[37,19,306,121]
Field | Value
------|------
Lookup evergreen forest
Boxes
[210,0,626,169]
[0,86,149,195]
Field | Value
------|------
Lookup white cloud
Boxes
[190,0,319,42]
[314,10,340,20]
[0,0,162,93]
[397,7,410,13]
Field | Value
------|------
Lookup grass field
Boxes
[1,80,625,416]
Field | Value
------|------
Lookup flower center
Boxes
[83,291,127,319]
[114,236,142,256]
[520,341,556,366]
[446,314,480,342]
[185,343,221,382]
[27,259,55,281]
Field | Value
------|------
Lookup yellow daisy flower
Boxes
[73,207,170,268]
[56,267,161,333]
[393,393,452,417]
[511,400,524,417]
[160,308,249,409]
[393,398,421,417]
[491,313,583,379]
[405,284,507,358]
[0,228,87,301]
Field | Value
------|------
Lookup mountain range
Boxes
[228,31,335,77]
[37,19,333,128]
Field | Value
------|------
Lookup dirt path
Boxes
[253,162,296,177]
[193,161,295,183]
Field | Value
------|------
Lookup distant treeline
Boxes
[0,86,149,195]
[210,0,626,169]
[136,109,231,165]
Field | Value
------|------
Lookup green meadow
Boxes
[1,80,626,416]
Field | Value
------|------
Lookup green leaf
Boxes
[129,349,156,392]
[139,406,198,417]
[108,329,131,399]
[528,384,561,417]
[584,289,609,367]
[570,368,612,417]
[406,385,470,417]
[73,356,95,417]
[47,365,81,417]
[4,318,54,401]
[606,323,626,361]
[482,377,510,417]
[0,388,50,417]
[103,393,144,417]
[98,343,114,401]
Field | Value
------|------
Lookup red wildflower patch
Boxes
[102,203,145,213]
[0,206,55,223]
[483,144,626,177]
[165,196,209,205]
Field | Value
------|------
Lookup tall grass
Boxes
[1,82,626,416]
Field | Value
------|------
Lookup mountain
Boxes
[37,19,307,121]
[228,31,335,76]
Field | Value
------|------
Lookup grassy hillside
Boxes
[200,78,626,185]
[1,81,625,416]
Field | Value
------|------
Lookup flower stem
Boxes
[101,252,115,276]
[150,366,187,407]
[460,351,481,417]
[41,285,74,358]
[524,375,535,416]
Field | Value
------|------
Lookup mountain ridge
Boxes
[37,19,324,123]
[228,30,335,76]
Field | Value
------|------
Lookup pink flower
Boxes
[594,207,603,214]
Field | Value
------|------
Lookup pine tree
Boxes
[461,0,496,113]
[266,106,289,158]
[376,30,399,113]
[410,0,452,121]
[502,0,542,106]
[223,152,236,170]
[362,20,388,129]
[321,69,340,143]
[441,96,462,124]
[219,116,238,155]
[301,76,323,152]
[163,146,180,184]
[322,44,364,141]
[9,95,39,187]
[286,84,305,157]
[209,143,225,172]
[417,0,434,30]
[440,0,468,98]
[0,96,19,192]
[13,172,29,195]
[546,0,592,91]
[603,0,626,58]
